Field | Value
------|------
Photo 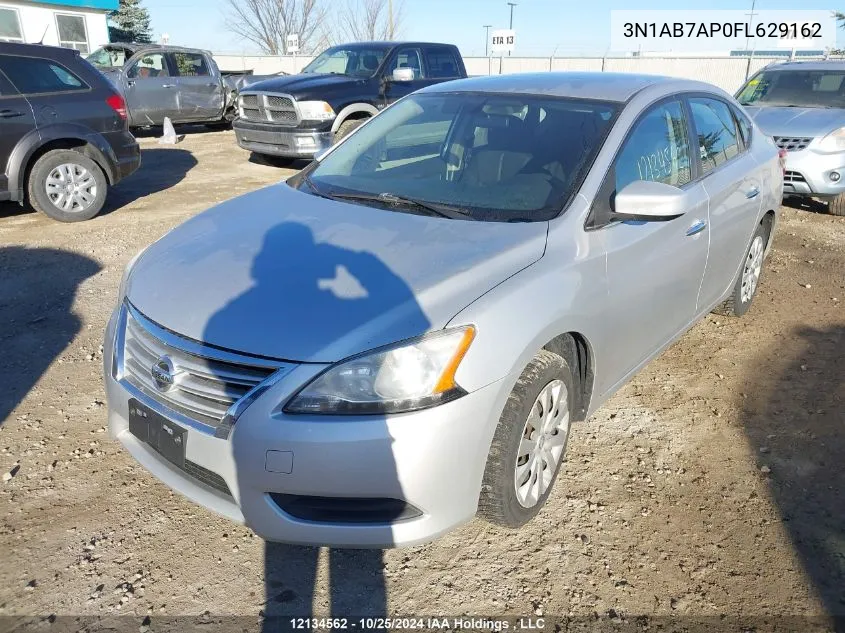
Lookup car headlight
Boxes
[117,250,143,301]
[817,127,845,153]
[297,100,336,121]
[284,326,476,415]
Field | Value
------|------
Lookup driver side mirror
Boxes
[390,67,415,82]
[612,180,687,221]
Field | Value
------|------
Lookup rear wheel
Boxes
[478,350,575,527]
[714,221,769,317]
[828,193,845,217]
[27,150,107,222]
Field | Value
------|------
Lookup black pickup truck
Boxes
[232,41,467,160]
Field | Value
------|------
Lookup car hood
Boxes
[744,105,845,138]
[241,73,358,95]
[126,184,547,363]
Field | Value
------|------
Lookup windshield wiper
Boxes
[328,191,473,219]
[303,174,335,200]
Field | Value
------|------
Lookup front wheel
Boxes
[27,150,108,222]
[333,118,366,144]
[478,350,575,528]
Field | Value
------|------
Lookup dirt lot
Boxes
[1,130,843,632]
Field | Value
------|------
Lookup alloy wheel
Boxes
[44,163,98,213]
[514,379,570,508]
[740,235,764,304]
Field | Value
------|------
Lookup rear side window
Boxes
[732,105,753,149]
[689,97,741,174]
[172,52,210,77]
[0,55,87,95]
[424,46,461,79]
[615,100,692,191]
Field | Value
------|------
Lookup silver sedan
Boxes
[103,72,782,547]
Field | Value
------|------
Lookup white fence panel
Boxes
[212,53,839,94]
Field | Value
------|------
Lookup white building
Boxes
[0,0,117,54]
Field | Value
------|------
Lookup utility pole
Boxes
[507,2,517,56]
[388,0,394,40]
[484,24,492,57]
[744,0,758,80]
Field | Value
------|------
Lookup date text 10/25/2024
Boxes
[287,617,547,631]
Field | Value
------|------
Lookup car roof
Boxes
[324,41,455,49]
[420,72,712,103]
[0,42,80,59]
[102,42,212,56]
[760,60,845,72]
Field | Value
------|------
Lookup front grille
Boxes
[269,494,422,524]
[238,92,299,126]
[121,307,280,428]
[784,170,807,183]
[185,460,232,497]
[266,95,293,109]
[774,136,813,152]
[269,110,298,123]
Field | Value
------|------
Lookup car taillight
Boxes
[106,93,127,120]
[778,148,787,174]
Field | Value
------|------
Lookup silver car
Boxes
[103,72,782,547]
[736,60,845,216]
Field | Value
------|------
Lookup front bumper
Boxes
[233,119,333,158]
[103,308,507,548]
[783,148,845,198]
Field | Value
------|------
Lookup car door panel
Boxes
[123,52,177,126]
[688,97,763,310]
[600,184,710,395]
[590,98,710,396]
[0,70,36,196]
[170,52,223,122]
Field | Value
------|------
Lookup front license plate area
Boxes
[128,398,186,469]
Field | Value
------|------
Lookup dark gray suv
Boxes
[0,43,141,222]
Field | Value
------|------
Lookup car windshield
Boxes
[737,69,845,108]
[301,46,388,77]
[305,92,618,222]
[86,47,127,69]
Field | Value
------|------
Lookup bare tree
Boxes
[224,0,330,54]
[334,0,403,42]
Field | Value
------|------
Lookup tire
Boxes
[27,150,107,222]
[333,118,366,144]
[478,349,575,528]
[713,221,769,317]
[828,193,845,217]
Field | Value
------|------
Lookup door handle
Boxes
[162,84,176,88]
[686,219,707,236]
[127,79,135,86]
[0,109,23,118]
[746,186,760,199]
[205,82,217,87]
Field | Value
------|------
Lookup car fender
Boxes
[8,123,120,193]
[331,103,379,133]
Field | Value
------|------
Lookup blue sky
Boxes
[143,0,844,56]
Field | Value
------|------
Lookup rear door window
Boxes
[688,97,741,174]
[615,99,692,191]
[172,52,210,77]
[423,46,462,79]
[0,55,88,94]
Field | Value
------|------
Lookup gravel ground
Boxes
[0,129,843,633]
